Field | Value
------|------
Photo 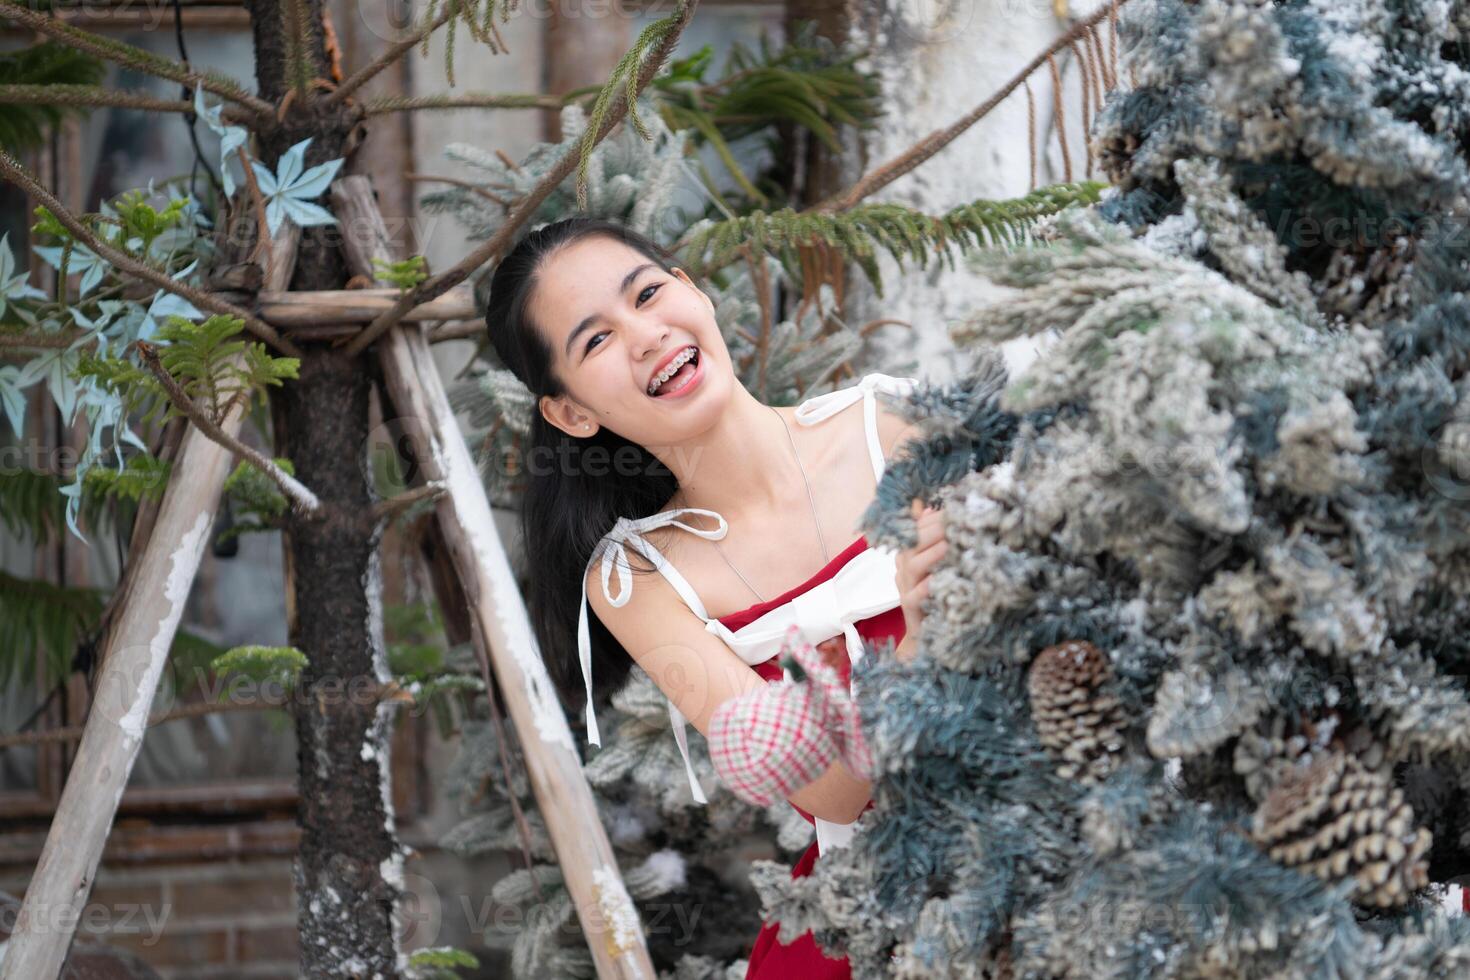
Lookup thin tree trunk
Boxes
[275,342,406,978]
[242,1,408,973]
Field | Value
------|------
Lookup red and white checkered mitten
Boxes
[707,625,874,807]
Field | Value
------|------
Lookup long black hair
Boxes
[484,217,684,710]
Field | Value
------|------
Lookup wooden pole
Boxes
[330,175,654,980]
[256,284,476,327]
[1,227,300,979]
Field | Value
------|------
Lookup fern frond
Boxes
[82,455,172,506]
[209,645,308,698]
[682,181,1107,296]
[77,315,300,428]
[0,43,104,153]
[0,570,103,689]
[221,455,292,525]
[0,465,66,540]
[0,459,156,543]
[654,22,880,156]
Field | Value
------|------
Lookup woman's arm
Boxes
[587,558,874,824]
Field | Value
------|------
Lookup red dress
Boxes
[716,533,907,979]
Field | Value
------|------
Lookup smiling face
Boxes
[529,234,735,446]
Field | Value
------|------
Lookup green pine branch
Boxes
[280,0,314,101]
[212,456,294,545]
[209,645,309,697]
[681,181,1107,296]
[362,92,560,116]
[0,43,104,153]
[0,0,270,118]
[417,0,511,87]
[574,0,695,209]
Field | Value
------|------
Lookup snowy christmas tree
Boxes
[745,0,1470,975]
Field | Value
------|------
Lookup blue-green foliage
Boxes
[3,115,340,542]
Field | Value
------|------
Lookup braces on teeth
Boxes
[648,347,698,395]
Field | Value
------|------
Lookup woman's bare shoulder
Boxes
[586,545,669,616]
[583,543,767,728]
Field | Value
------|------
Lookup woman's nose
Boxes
[632,320,670,360]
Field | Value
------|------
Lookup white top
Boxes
[576,372,918,853]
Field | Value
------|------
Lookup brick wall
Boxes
[0,861,298,980]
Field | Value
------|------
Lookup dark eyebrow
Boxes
[563,262,661,359]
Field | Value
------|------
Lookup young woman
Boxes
[484,216,947,978]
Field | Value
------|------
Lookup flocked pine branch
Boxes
[738,3,1470,974]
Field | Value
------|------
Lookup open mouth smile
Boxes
[647,346,701,398]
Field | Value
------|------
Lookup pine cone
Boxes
[1027,640,1125,784]
[1250,751,1432,908]
[1094,130,1141,188]
[984,939,1014,980]
[1234,716,1388,804]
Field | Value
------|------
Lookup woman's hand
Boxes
[894,498,947,663]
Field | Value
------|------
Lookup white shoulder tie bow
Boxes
[576,506,728,759]
[793,372,919,482]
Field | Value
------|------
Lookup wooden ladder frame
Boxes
[1,181,654,979]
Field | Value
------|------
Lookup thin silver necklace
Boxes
[681,404,828,604]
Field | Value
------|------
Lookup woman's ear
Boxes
[671,267,714,313]
[540,393,597,438]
